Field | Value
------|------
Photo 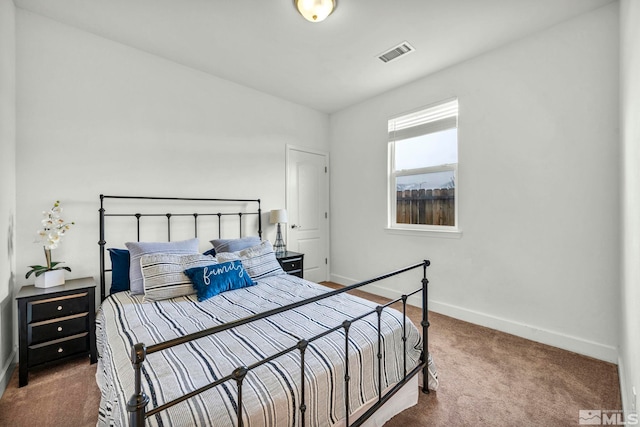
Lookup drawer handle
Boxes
[57,326,63,332]
[57,347,63,353]
[57,305,63,311]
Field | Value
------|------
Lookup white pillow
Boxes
[216,240,285,280]
[141,253,216,302]
[125,238,200,295]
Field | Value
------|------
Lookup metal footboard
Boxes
[126,260,431,427]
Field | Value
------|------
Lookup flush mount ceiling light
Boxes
[295,0,336,22]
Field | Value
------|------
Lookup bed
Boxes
[95,195,437,427]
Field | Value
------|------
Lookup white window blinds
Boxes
[388,99,458,142]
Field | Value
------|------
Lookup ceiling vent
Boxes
[378,41,415,63]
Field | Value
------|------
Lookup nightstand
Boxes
[276,251,304,278]
[16,277,97,387]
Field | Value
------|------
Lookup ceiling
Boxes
[15,0,614,113]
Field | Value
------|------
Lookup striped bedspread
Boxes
[96,275,423,427]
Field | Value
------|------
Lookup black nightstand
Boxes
[276,251,304,278]
[16,277,97,387]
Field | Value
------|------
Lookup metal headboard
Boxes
[98,194,262,301]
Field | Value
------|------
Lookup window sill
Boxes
[384,227,463,239]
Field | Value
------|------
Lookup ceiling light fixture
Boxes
[294,0,336,23]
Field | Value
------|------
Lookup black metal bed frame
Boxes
[99,194,262,302]
[97,195,431,427]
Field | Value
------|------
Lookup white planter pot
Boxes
[35,270,66,288]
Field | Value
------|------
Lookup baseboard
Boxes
[0,347,17,399]
[330,273,618,363]
[619,357,629,413]
[618,356,639,416]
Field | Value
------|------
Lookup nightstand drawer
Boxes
[28,333,89,366]
[29,313,88,345]
[29,292,89,323]
[281,257,302,272]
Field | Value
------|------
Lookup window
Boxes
[388,99,458,231]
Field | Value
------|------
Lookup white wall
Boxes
[330,4,619,362]
[0,0,17,396]
[15,10,329,291]
[619,0,640,415]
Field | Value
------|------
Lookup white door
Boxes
[286,147,329,282]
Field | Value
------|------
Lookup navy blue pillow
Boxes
[184,260,255,302]
[108,248,130,294]
[203,248,216,257]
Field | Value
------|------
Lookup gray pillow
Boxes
[209,236,261,254]
[141,253,216,302]
[216,240,285,280]
[125,238,199,295]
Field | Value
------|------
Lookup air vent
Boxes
[378,42,415,63]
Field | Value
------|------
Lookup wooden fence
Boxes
[396,188,455,226]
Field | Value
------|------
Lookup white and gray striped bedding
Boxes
[96,274,423,427]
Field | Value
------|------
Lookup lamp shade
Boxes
[270,209,288,224]
[295,0,335,22]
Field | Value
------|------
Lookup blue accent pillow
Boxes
[184,260,255,302]
[108,248,130,294]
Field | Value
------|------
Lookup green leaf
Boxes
[26,265,49,279]
[25,262,71,279]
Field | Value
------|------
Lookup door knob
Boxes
[291,224,301,229]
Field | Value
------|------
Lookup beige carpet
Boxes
[0,357,100,427]
[0,284,621,426]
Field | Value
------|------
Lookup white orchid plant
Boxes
[25,201,75,279]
